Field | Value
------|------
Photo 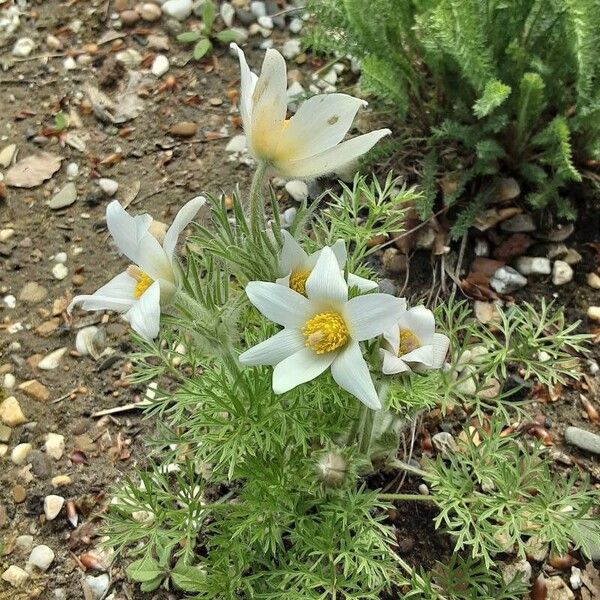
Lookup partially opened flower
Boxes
[232,43,391,179]
[277,230,377,295]
[69,197,205,340]
[380,306,450,374]
[239,247,404,409]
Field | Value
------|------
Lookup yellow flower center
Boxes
[302,312,349,354]
[398,329,421,356]
[289,269,311,296]
[127,265,154,299]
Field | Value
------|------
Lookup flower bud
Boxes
[316,451,347,486]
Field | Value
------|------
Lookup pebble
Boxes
[116,48,143,67]
[63,56,77,71]
[75,326,106,358]
[285,179,308,202]
[500,213,536,233]
[54,251,68,264]
[570,567,582,590]
[11,443,32,465]
[0,424,10,442]
[546,576,574,600]
[13,484,27,503]
[552,260,573,285]
[52,475,72,487]
[151,54,170,77]
[38,347,68,370]
[588,306,600,322]
[258,15,273,29]
[12,37,36,57]
[19,379,50,402]
[490,266,527,294]
[169,121,198,137]
[417,483,429,495]
[501,559,532,584]
[97,178,119,197]
[225,134,247,153]
[48,182,77,209]
[29,450,53,478]
[162,0,193,20]
[3,294,16,308]
[139,2,162,20]
[289,17,303,34]
[28,545,55,572]
[19,281,48,303]
[562,248,582,265]
[66,162,79,179]
[250,0,266,18]
[84,574,110,599]
[282,207,297,228]
[0,396,27,426]
[514,256,551,276]
[432,432,457,457]
[45,432,65,460]
[147,34,170,50]
[3,373,16,391]
[564,426,600,455]
[44,495,65,521]
[378,279,396,295]
[120,9,140,25]
[0,143,17,167]
[220,2,235,27]
[46,34,63,51]
[540,223,574,242]
[1,565,29,587]
[15,535,34,554]
[52,263,69,280]
[587,272,600,289]
[282,39,301,59]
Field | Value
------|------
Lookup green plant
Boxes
[305,0,600,232]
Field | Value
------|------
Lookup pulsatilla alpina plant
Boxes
[82,47,600,599]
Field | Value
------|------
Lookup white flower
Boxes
[69,197,205,340]
[276,230,377,295]
[231,43,391,179]
[239,246,404,409]
[380,306,450,374]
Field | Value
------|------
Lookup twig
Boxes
[12,53,66,63]
[51,388,80,404]
[454,232,468,282]
[92,399,151,417]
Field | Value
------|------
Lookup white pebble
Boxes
[250,1,266,18]
[3,295,16,309]
[11,442,32,465]
[285,180,308,202]
[282,39,301,60]
[97,178,119,197]
[3,373,16,390]
[282,207,297,228]
[52,263,68,280]
[45,433,65,460]
[54,251,68,264]
[288,17,303,34]
[66,162,79,179]
[225,134,247,153]
[588,306,600,323]
[258,15,273,29]
[63,56,77,71]
[220,2,235,27]
[587,272,600,289]
[84,574,110,600]
[514,256,551,276]
[552,260,573,285]
[1,565,29,588]
[151,54,170,77]
[38,347,68,370]
[28,545,55,572]
[161,0,193,20]
[0,227,15,242]
[44,495,65,521]
[12,38,36,57]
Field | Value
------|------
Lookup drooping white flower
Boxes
[231,43,391,179]
[68,197,205,340]
[276,230,377,295]
[380,306,450,374]
[239,246,404,409]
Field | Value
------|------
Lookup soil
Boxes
[0,1,599,599]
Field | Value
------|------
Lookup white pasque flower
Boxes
[231,43,391,179]
[239,246,404,409]
[69,197,205,340]
[276,230,377,296]
[380,306,450,374]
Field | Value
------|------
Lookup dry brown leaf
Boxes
[5,152,62,188]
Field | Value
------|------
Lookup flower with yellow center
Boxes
[276,230,377,296]
[380,306,450,374]
[239,247,404,409]
[231,44,391,179]
[69,197,205,340]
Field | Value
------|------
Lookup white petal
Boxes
[401,345,435,366]
[136,232,174,283]
[106,201,152,264]
[380,348,412,375]
[231,43,259,140]
[348,272,378,292]
[272,347,335,394]
[398,306,435,345]
[163,196,206,261]
[276,94,366,161]
[68,271,136,313]
[382,324,400,355]
[276,129,391,179]
[279,229,308,276]
[305,247,348,306]
[331,341,381,409]
[250,49,288,159]
[344,293,405,341]
[239,328,305,366]
[246,281,311,328]
[432,333,450,368]
[330,239,347,268]
[124,280,161,340]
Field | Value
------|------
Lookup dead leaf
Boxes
[6,152,62,188]
[493,233,533,260]
[460,272,497,301]
[473,207,521,232]
[471,257,505,277]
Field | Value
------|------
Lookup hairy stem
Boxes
[378,493,432,502]
[249,161,268,241]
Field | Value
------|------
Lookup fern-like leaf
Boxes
[473,79,512,118]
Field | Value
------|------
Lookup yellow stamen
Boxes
[398,329,421,356]
[289,269,311,296]
[127,265,154,299]
[302,312,349,354]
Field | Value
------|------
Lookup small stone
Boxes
[46,34,63,50]
[54,251,68,264]
[500,213,535,233]
[12,38,36,57]
[562,248,582,265]
[29,450,53,478]
[139,2,162,20]
[289,17,303,33]
[514,256,551,276]
[38,347,68,370]
[84,574,110,599]
[382,248,407,273]
[3,294,16,308]
[474,301,498,324]
[570,567,582,590]
[120,9,140,25]
[0,444,7,458]
[525,535,548,562]
[250,0,266,18]
[552,260,573,285]
[52,263,68,280]
[48,182,77,209]
[432,432,458,457]
[44,495,65,521]
[116,48,143,68]
[19,379,50,402]
[19,281,47,304]
[498,177,520,201]
[564,426,600,455]
[2,565,29,587]
[169,121,198,138]
[418,483,429,495]
[220,2,235,27]
[11,442,32,465]
[162,0,193,20]
[501,559,532,585]
[282,207,297,228]
[285,180,308,203]
[15,535,34,554]
[13,484,27,503]
[97,178,119,197]
[3,373,16,391]
[147,34,170,50]
[0,424,11,442]
[0,143,17,168]
[45,433,65,460]
[151,54,169,77]
[545,576,574,600]
[63,56,77,71]
[0,396,27,426]
[51,475,72,487]
[66,162,79,179]
[540,223,574,242]
[28,545,55,572]
[587,272,600,289]
[282,38,301,59]
[0,228,15,243]
[588,306,600,323]
[258,15,273,29]
[225,134,247,153]
[490,266,527,294]
[378,279,396,295]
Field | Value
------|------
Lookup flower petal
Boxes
[276,129,391,179]
[401,345,435,366]
[397,306,435,345]
[250,49,288,159]
[276,93,366,161]
[231,43,259,140]
[106,200,152,264]
[305,246,348,306]
[344,294,405,341]
[163,196,206,261]
[272,347,335,394]
[246,281,311,328]
[279,229,308,277]
[380,348,412,375]
[68,271,136,313]
[348,272,378,292]
[330,239,347,268]
[239,328,305,366]
[124,280,161,340]
[432,333,450,368]
[331,341,381,409]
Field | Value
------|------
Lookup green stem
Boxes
[389,458,429,478]
[378,493,432,502]
[358,405,375,455]
[249,161,268,241]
